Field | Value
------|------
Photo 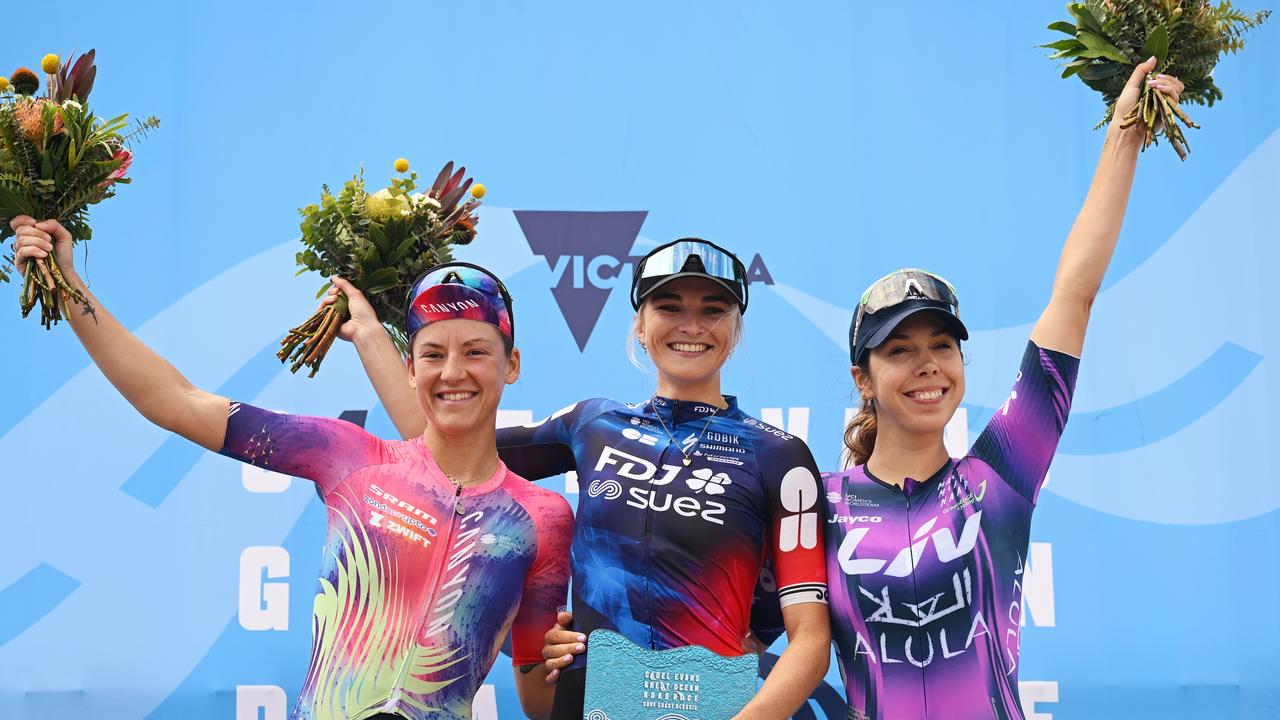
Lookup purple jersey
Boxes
[219,403,573,720]
[825,342,1078,720]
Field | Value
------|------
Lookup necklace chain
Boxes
[442,454,499,515]
[651,398,720,467]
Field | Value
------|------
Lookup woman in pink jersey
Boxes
[8,229,571,720]
[823,60,1183,719]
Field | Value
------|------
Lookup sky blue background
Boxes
[2,1,1278,718]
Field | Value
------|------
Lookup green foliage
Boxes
[1044,0,1269,121]
[293,162,482,353]
[0,50,156,328]
[0,97,134,251]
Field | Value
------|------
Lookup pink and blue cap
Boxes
[404,262,514,344]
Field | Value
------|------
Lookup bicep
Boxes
[513,667,555,720]
[781,601,830,640]
[169,389,232,452]
[1030,292,1091,357]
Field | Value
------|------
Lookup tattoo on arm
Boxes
[518,663,540,675]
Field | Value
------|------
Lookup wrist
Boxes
[1105,121,1143,152]
[350,322,385,347]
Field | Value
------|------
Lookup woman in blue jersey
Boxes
[823,59,1183,719]
[337,239,831,720]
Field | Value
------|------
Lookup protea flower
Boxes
[14,99,64,143]
[104,146,133,184]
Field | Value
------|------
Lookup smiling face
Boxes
[407,319,519,437]
[636,276,740,394]
[853,311,965,440]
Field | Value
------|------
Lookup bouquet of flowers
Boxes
[0,50,159,325]
[279,158,485,377]
[1044,0,1269,159]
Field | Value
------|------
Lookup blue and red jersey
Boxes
[496,394,828,672]
[824,341,1079,719]
[219,402,573,720]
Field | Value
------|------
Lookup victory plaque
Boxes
[582,630,758,720]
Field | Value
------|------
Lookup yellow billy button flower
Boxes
[0,76,9,92]
[470,183,486,199]
[394,157,410,173]
[41,54,60,74]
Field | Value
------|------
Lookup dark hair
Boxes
[842,361,877,468]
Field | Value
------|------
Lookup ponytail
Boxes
[842,364,877,468]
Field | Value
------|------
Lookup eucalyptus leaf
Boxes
[1142,24,1170,68]
[1077,32,1132,63]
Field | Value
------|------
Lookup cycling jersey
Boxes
[219,402,573,720]
[496,394,828,673]
[825,341,1078,720]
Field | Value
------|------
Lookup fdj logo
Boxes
[515,211,776,351]
[591,445,728,525]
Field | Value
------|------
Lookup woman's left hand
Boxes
[1113,56,1185,133]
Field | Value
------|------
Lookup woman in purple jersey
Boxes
[823,60,1183,719]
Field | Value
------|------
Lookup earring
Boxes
[640,343,647,353]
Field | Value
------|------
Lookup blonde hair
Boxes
[626,303,744,370]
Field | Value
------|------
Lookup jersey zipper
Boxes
[641,400,670,649]
[383,480,462,712]
[902,482,929,719]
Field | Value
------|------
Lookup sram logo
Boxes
[591,445,727,525]
[837,511,983,577]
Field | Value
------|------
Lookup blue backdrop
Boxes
[2,2,1278,718]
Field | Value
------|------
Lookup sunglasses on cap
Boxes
[850,269,965,364]
[405,261,515,341]
[630,238,749,313]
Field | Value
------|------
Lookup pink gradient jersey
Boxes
[219,402,573,720]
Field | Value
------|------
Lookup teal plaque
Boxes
[582,629,759,720]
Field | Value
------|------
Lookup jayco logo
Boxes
[515,210,776,351]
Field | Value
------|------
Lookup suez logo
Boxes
[588,445,819,548]
[514,210,776,351]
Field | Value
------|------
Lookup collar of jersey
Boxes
[647,394,740,425]
[410,437,508,495]
[862,457,953,498]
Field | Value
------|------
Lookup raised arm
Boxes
[1031,57,1183,356]
[327,277,426,439]
[12,217,229,450]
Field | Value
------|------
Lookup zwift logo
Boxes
[515,210,776,351]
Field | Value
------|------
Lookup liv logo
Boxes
[515,210,776,351]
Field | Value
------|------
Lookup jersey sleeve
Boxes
[762,437,829,609]
[747,558,786,647]
[219,401,382,494]
[969,341,1080,505]
[496,398,610,480]
[508,486,574,666]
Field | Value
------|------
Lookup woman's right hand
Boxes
[324,276,381,342]
[11,216,75,277]
[541,611,586,684]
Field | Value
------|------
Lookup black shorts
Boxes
[550,667,586,720]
